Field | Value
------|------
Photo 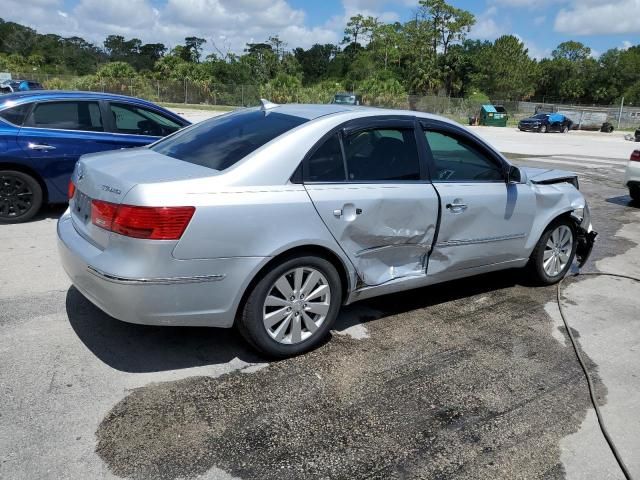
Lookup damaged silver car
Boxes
[58,102,596,357]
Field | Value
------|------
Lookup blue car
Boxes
[0,91,190,223]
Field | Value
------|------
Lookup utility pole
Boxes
[618,96,624,130]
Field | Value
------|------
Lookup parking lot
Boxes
[1,114,639,479]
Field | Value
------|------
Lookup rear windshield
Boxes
[151,109,308,171]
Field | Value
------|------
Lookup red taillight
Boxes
[91,200,118,230]
[91,200,195,240]
[68,180,76,200]
[631,150,640,162]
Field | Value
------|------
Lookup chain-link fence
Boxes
[8,72,640,130]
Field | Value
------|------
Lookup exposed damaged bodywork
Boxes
[520,167,596,267]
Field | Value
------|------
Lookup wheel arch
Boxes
[233,244,354,326]
[0,161,49,203]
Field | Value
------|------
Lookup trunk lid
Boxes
[70,148,216,248]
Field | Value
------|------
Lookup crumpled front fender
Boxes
[572,202,597,267]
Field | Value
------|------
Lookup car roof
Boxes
[263,103,460,127]
[0,90,166,110]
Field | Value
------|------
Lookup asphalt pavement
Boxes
[1,120,638,479]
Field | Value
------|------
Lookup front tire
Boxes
[237,255,342,358]
[528,218,577,285]
[0,170,43,223]
[630,185,640,202]
[539,124,548,133]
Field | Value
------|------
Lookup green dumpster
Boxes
[480,104,508,127]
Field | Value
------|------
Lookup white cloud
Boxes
[469,7,506,41]
[491,0,566,7]
[621,40,633,50]
[0,0,342,53]
[555,0,640,35]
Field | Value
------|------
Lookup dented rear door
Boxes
[304,123,439,286]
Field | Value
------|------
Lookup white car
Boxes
[626,150,640,202]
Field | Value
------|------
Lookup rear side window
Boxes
[0,103,32,126]
[29,101,104,132]
[343,128,421,181]
[306,134,345,182]
[108,103,182,137]
[152,109,307,171]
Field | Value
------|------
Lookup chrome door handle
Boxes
[333,209,343,218]
[28,143,56,151]
[446,202,468,213]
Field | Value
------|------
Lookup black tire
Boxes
[539,124,548,133]
[630,186,640,202]
[562,125,569,134]
[237,255,343,358]
[527,217,577,285]
[0,170,43,223]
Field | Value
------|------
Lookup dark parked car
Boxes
[331,92,362,106]
[0,90,190,223]
[518,113,573,133]
[0,79,44,94]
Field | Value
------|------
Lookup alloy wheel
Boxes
[263,266,331,344]
[543,225,573,277]
[0,175,34,219]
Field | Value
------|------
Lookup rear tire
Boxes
[539,124,547,133]
[237,255,342,358]
[527,218,577,285]
[630,186,640,202]
[562,125,569,134]
[0,170,43,223]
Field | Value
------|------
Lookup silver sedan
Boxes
[58,102,596,357]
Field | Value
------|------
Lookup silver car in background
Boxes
[58,102,596,357]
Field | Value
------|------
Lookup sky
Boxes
[2,0,640,59]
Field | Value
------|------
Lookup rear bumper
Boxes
[57,211,265,327]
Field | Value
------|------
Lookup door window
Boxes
[109,103,182,137]
[0,103,31,126]
[343,128,420,181]
[29,101,103,131]
[305,134,346,182]
[424,130,504,182]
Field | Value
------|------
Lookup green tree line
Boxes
[2,0,640,105]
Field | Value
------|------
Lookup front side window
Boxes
[29,101,103,132]
[343,128,420,181]
[109,103,182,137]
[152,109,308,171]
[425,130,504,182]
[0,103,32,126]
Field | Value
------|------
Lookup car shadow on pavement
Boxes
[65,286,262,373]
[334,268,526,334]
[66,269,527,373]
[605,195,640,208]
[33,204,67,221]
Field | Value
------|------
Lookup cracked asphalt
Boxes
[1,124,639,479]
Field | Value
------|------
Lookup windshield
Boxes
[151,109,308,171]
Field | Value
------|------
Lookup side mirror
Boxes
[506,165,521,184]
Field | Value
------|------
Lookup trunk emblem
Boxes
[101,185,122,195]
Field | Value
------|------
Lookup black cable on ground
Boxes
[557,271,639,480]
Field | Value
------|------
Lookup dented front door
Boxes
[306,184,439,286]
